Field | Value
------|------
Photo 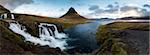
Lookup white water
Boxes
[0,13,15,19]
[0,13,7,19]
[3,13,7,18]
[11,14,15,19]
[9,22,68,50]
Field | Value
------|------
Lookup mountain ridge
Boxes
[60,7,86,20]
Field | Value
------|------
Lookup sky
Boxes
[0,0,150,19]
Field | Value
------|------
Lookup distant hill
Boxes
[118,16,150,20]
[60,7,86,20]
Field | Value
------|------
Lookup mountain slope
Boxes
[60,7,86,20]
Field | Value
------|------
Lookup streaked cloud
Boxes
[143,4,150,8]
[86,4,150,18]
[13,4,67,18]
[0,0,148,18]
[0,0,33,10]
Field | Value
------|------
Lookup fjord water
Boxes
[9,22,68,50]
[65,19,115,53]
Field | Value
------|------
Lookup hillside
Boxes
[94,22,149,55]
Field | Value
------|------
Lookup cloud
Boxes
[59,8,65,11]
[89,5,99,10]
[140,9,150,16]
[86,5,150,18]
[120,6,138,12]
[107,4,113,9]
[0,0,33,10]
[143,4,150,8]
[13,4,67,18]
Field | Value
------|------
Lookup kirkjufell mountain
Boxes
[60,7,86,20]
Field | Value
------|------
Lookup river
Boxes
[65,19,115,53]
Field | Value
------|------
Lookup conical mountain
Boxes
[60,7,86,20]
[0,5,10,13]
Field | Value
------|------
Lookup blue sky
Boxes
[0,0,150,18]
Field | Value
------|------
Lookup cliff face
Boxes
[60,7,86,20]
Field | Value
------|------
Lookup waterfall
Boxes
[3,13,7,18]
[9,22,68,50]
[0,13,15,19]
[0,14,5,19]
[11,14,15,19]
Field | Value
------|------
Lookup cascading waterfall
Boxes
[3,13,7,18]
[11,14,15,19]
[0,13,7,19]
[9,22,68,50]
[0,13,15,19]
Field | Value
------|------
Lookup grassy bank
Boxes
[95,22,149,55]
